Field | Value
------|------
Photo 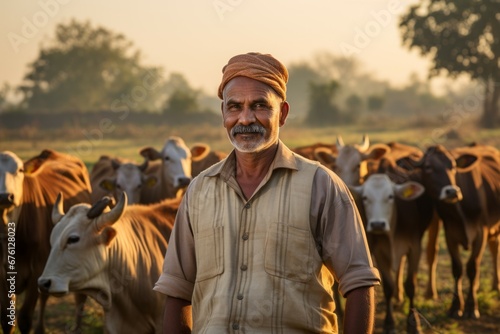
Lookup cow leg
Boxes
[444,232,464,319]
[33,292,49,334]
[394,255,406,305]
[488,233,500,292]
[405,246,422,334]
[425,215,440,300]
[17,286,39,334]
[71,293,88,333]
[372,242,396,334]
[464,228,487,319]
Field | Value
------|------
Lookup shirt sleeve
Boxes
[153,191,196,301]
[310,166,380,297]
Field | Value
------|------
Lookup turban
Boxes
[218,52,289,100]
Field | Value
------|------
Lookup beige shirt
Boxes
[154,141,380,333]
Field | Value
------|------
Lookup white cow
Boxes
[350,173,425,334]
[38,193,176,333]
[140,136,192,203]
[90,156,157,205]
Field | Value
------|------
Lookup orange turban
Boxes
[218,52,289,100]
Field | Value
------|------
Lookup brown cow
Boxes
[38,192,178,333]
[0,149,92,334]
[351,173,426,333]
[190,143,227,177]
[413,144,500,319]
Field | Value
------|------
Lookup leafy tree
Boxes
[304,80,342,126]
[400,0,500,127]
[19,19,164,112]
[287,62,323,119]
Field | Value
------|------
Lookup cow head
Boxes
[315,135,390,186]
[99,159,157,204]
[0,151,25,220]
[418,145,463,203]
[350,174,425,234]
[38,193,127,306]
[140,136,192,190]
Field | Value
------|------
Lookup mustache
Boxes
[231,124,265,136]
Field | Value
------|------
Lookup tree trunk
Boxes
[480,79,500,128]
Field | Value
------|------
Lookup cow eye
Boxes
[67,235,80,245]
[164,156,170,161]
[388,194,394,200]
[362,196,368,201]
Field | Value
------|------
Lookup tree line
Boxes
[1,0,498,128]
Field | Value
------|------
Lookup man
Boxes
[154,52,380,333]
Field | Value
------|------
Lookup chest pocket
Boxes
[264,222,317,283]
[194,225,224,282]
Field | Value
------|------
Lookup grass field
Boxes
[2,117,500,333]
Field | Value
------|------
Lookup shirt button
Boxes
[237,294,244,300]
[244,203,251,209]
[240,264,247,271]
[232,323,239,330]
[242,232,249,240]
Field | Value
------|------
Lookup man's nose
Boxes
[239,107,256,124]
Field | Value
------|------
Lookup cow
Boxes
[139,136,193,204]
[90,156,157,205]
[350,173,426,334]
[37,192,178,333]
[311,135,390,185]
[0,149,92,334]
[291,142,337,162]
[190,143,227,177]
[412,144,500,319]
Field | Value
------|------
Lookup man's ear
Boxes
[280,101,290,126]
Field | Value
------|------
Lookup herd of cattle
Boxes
[0,135,499,333]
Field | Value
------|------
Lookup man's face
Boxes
[221,77,288,153]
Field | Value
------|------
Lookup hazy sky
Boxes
[1,0,436,96]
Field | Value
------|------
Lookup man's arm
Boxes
[162,296,192,334]
[343,286,375,333]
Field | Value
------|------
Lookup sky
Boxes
[1,0,440,98]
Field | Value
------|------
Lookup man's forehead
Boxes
[223,77,279,101]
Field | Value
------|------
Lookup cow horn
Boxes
[336,135,345,149]
[359,134,370,152]
[52,192,65,224]
[94,192,127,232]
[87,196,114,219]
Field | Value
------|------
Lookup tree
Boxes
[345,94,364,122]
[400,0,500,127]
[19,19,164,112]
[304,80,342,126]
[367,95,385,112]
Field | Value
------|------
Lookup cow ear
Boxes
[394,181,425,201]
[191,143,210,162]
[314,147,337,167]
[99,179,116,191]
[100,227,117,246]
[364,144,390,161]
[455,154,477,169]
[140,147,162,161]
[348,184,363,197]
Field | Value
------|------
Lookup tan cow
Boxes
[38,192,177,333]
[90,156,157,205]
[0,149,91,334]
[140,136,193,203]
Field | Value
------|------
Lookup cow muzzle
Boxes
[0,193,15,208]
[367,220,390,234]
[439,185,463,203]
[37,277,69,297]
